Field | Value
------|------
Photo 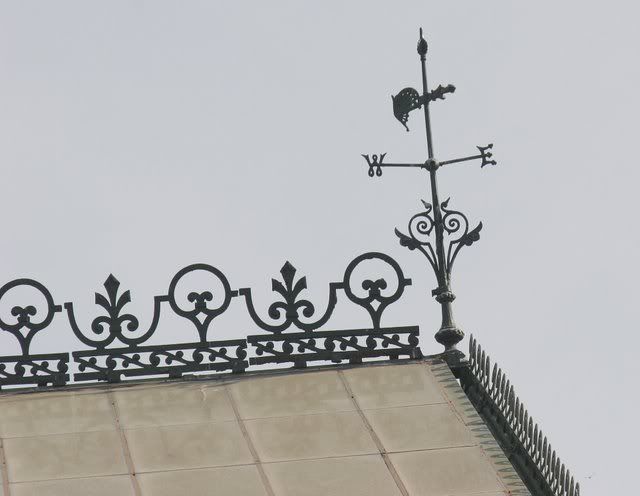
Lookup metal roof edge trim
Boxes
[458,335,581,496]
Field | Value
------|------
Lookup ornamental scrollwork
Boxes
[0,252,420,386]
[65,274,160,349]
[244,252,417,368]
[395,198,482,281]
[239,262,337,333]
[0,279,68,388]
[166,264,236,343]
[342,252,412,329]
[240,252,411,334]
[0,279,61,355]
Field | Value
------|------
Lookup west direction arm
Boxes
[362,144,496,177]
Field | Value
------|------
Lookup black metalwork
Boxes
[363,28,497,357]
[392,84,456,132]
[459,336,580,496]
[0,253,419,388]
[65,265,246,383]
[244,252,420,368]
[395,199,482,291]
[0,279,68,388]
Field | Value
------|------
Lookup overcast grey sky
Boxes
[1,1,638,493]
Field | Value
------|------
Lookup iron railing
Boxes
[0,252,421,388]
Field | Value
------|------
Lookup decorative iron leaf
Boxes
[271,279,287,299]
[292,277,307,299]
[395,228,422,250]
[459,222,482,246]
[280,261,296,290]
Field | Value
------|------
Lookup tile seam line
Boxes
[0,436,11,496]
[255,444,482,465]
[10,455,382,486]
[5,444,498,486]
[337,370,410,496]
[235,399,450,421]
[108,391,142,496]
[0,398,451,443]
[224,385,276,496]
[0,426,120,441]
[8,474,132,486]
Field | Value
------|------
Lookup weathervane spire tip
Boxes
[417,28,428,57]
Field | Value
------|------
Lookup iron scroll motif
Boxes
[0,253,420,388]
[395,199,482,294]
[239,261,338,334]
[244,252,420,368]
[0,279,68,387]
[65,264,246,383]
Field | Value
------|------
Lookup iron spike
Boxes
[484,356,491,386]
[569,476,575,496]
[546,444,552,473]
[491,363,498,393]
[473,341,480,371]
[502,379,510,405]
[518,404,525,435]
[537,431,543,460]
[470,343,475,369]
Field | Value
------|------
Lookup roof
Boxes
[0,358,530,496]
[0,254,580,495]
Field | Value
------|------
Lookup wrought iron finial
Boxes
[417,28,428,57]
[362,30,498,358]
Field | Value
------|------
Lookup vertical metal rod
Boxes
[417,28,460,352]
[418,29,445,287]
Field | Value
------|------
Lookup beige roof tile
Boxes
[137,466,269,496]
[390,446,506,495]
[263,455,403,496]
[10,475,134,496]
[364,403,474,452]
[245,411,377,462]
[113,382,235,428]
[0,390,115,438]
[342,363,447,409]
[4,430,127,483]
[229,370,355,419]
[125,421,253,472]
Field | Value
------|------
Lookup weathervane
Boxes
[363,28,497,359]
